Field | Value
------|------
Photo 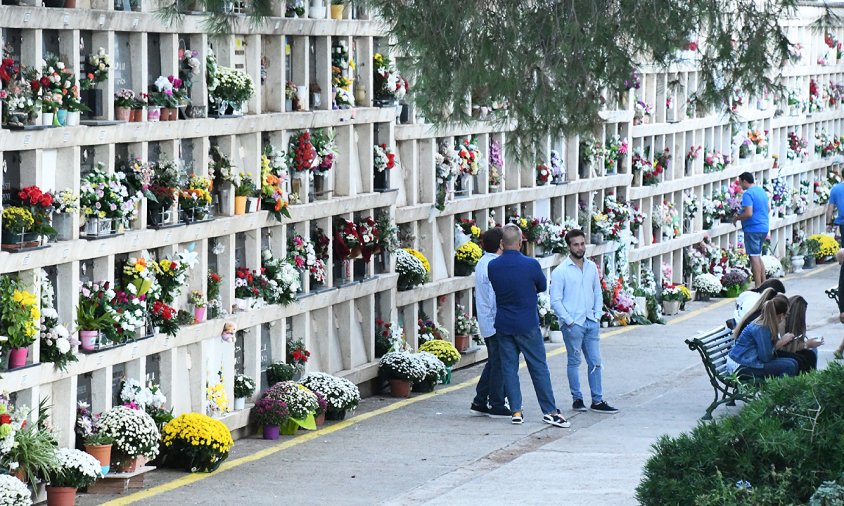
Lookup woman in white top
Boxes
[733,278,786,323]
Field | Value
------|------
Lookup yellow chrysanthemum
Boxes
[404,248,431,272]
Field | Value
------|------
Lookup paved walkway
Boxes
[83,263,842,506]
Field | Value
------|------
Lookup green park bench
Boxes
[685,326,752,420]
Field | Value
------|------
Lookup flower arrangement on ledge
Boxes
[396,248,429,291]
[786,131,809,161]
[536,163,551,185]
[161,412,233,473]
[419,339,461,367]
[703,147,727,173]
[260,150,290,221]
[289,131,318,173]
[37,271,76,371]
[333,218,361,260]
[455,241,482,272]
[373,53,408,103]
[357,216,381,262]
[0,275,40,365]
[488,139,504,188]
[456,137,482,176]
[287,233,327,284]
[457,218,481,245]
[262,249,301,304]
[603,194,632,242]
[604,135,628,174]
[374,144,398,172]
[435,143,460,211]
[312,128,338,173]
[299,372,361,416]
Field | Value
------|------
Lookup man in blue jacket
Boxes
[488,224,569,428]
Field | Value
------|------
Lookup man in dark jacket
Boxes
[488,224,569,428]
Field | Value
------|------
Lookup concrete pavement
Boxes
[84,262,843,506]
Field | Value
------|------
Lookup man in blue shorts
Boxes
[732,171,769,288]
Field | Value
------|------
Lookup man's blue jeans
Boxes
[498,326,557,415]
[473,335,506,409]
[562,319,603,404]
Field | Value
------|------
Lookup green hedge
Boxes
[636,362,844,504]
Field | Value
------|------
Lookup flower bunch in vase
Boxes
[155,250,193,304]
[604,135,628,174]
[288,131,317,173]
[373,144,398,172]
[434,143,461,210]
[37,271,76,371]
[261,249,301,304]
[396,248,429,290]
[536,163,551,185]
[80,164,137,231]
[456,137,482,176]
[0,276,40,367]
[786,131,809,161]
[81,48,110,91]
[179,175,213,222]
[590,212,612,241]
[703,148,727,173]
[259,153,290,221]
[633,100,653,124]
[356,216,381,262]
[312,128,337,173]
[602,194,631,241]
[211,66,254,112]
[287,233,325,283]
[206,370,230,417]
[643,147,670,185]
[455,304,479,341]
[333,218,361,260]
[372,53,408,104]
[771,177,791,217]
[488,139,504,188]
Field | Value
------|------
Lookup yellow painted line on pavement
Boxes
[105,292,746,505]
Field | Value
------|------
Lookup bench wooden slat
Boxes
[685,325,748,419]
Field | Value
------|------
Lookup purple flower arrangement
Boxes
[721,269,748,289]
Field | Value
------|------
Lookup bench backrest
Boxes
[685,326,734,380]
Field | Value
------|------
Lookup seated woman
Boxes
[727,295,799,380]
[778,295,823,373]
[731,278,786,327]
[731,287,779,340]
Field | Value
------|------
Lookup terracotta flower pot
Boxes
[315,412,325,428]
[166,107,178,121]
[454,334,470,352]
[388,378,412,398]
[84,443,112,475]
[234,196,248,215]
[115,106,130,121]
[130,109,143,122]
[46,486,77,506]
[115,455,145,473]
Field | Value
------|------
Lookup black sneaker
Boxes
[470,402,491,416]
[572,399,588,412]
[590,401,619,414]
[543,411,571,428]
[488,406,511,419]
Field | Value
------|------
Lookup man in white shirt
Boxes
[549,229,619,414]
[470,227,510,418]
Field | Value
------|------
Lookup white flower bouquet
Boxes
[0,475,31,506]
[212,66,255,105]
[693,273,723,295]
[261,249,300,304]
[761,255,784,278]
[48,448,103,489]
[379,351,427,382]
[97,406,160,461]
[537,292,554,326]
[299,372,361,412]
[264,381,319,420]
[395,249,427,291]
[414,351,446,383]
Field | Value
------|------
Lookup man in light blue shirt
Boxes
[470,227,509,418]
[550,229,619,414]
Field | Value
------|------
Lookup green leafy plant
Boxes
[637,362,844,504]
[266,362,298,385]
[0,424,61,490]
